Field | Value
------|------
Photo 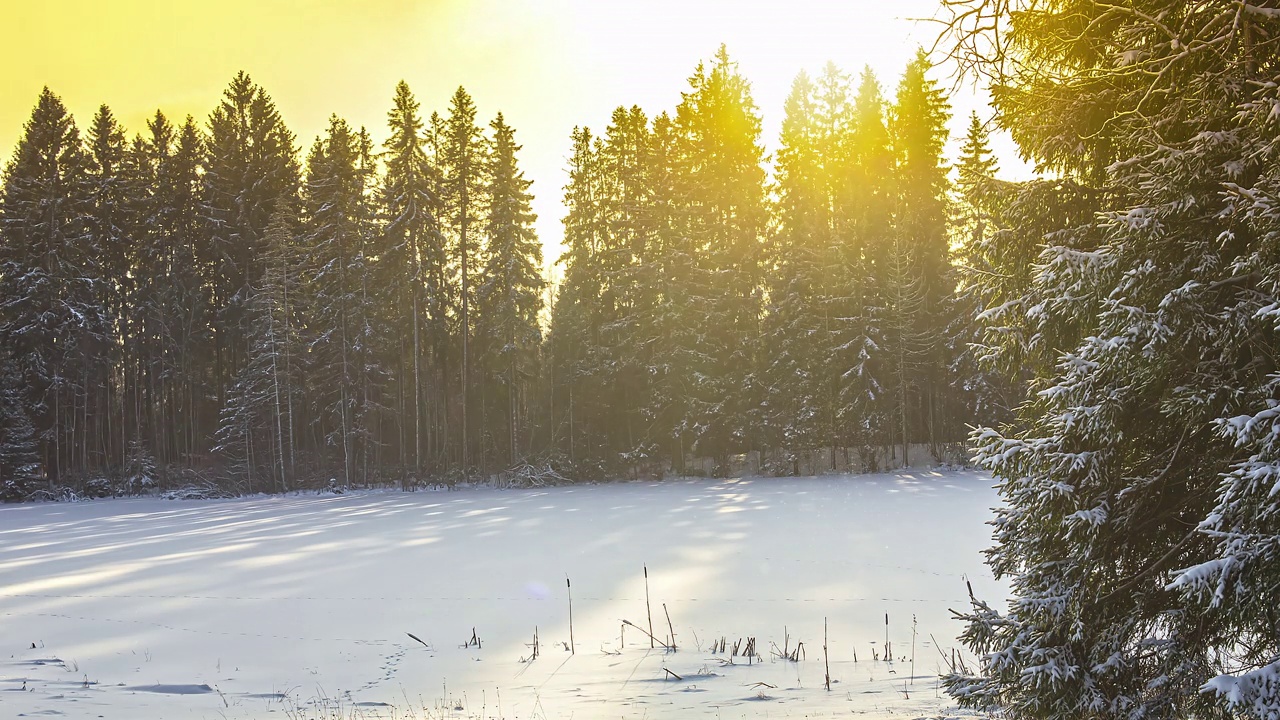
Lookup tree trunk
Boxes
[461,225,470,472]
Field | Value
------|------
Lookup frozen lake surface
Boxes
[0,470,1003,719]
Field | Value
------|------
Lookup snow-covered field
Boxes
[0,470,1003,719]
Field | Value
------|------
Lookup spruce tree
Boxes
[955,112,997,208]
[620,108,672,471]
[303,116,369,486]
[202,72,300,412]
[351,127,381,484]
[952,113,1018,428]
[128,114,165,474]
[671,46,768,469]
[810,62,864,464]
[147,114,209,470]
[764,69,830,468]
[889,50,953,462]
[940,3,1280,718]
[835,68,895,464]
[213,208,301,492]
[644,110,696,473]
[379,80,446,480]
[475,113,543,467]
[549,126,607,468]
[0,88,106,485]
[441,87,487,470]
[881,234,928,468]
[598,105,656,465]
[85,105,134,472]
[0,346,42,500]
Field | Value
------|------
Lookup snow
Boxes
[1201,658,1280,718]
[0,470,1002,719]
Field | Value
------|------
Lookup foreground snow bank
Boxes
[0,470,1001,719]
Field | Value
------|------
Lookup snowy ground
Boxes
[0,470,1003,719]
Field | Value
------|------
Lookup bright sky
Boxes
[0,0,1026,266]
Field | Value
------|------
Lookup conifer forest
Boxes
[0,47,998,498]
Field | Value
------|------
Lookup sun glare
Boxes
[0,0,1019,263]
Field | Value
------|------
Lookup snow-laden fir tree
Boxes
[763,68,840,469]
[475,113,544,468]
[213,207,301,493]
[0,346,42,501]
[303,115,376,486]
[0,88,107,485]
[142,113,209,470]
[950,112,1019,429]
[122,438,158,494]
[597,105,656,466]
[441,87,487,470]
[888,50,954,462]
[671,45,769,469]
[940,2,1280,718]
[835,67,895,466]
[548,126,609,468]
[85,105,135,472]
[378,81,447,479]
[202,72,299,405]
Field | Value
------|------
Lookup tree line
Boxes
[0,48,1009,498]
[549,47,1006,477]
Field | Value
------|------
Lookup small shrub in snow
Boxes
[25,486,82,503]
[161,481,236,501]
[497,462,567,488]
[81,476,115,499]
[123,440,158,494]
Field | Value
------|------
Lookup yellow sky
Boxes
[0,0,1024,263]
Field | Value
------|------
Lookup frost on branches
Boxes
[941,2,1280,719]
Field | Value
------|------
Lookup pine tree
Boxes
[85,105,134,473]
[0,346,42,500]
[441,86,487,470]
[952,113,1018,428]
[213,208,301,492]
[671,46,768,470]
[303,115,369,486]
[475,113,543,468]
[764,69,830,468]
[889,50,952,462]
[597,105,655,466]
[202,72,300,415]
[378,80,446,480]
[144,113,209,471]
[549,126,607,468]
[834,67,894,464]
[940,3,1280,718]
[0,88,107,485]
